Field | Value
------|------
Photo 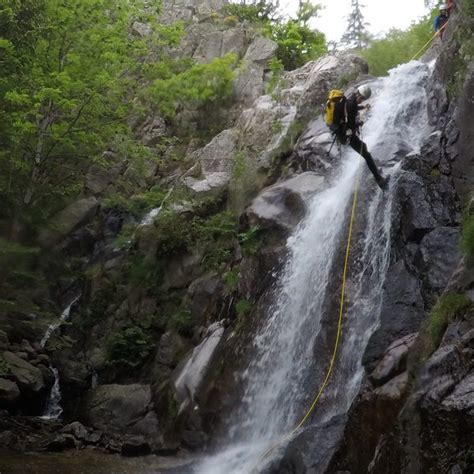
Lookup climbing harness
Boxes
[410,20,449,61]
[251,171,361,471]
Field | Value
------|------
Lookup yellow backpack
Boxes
[325,89,346,131]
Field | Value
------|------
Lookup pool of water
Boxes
[0,449,194,474]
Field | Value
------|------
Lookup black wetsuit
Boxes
[335,94,383,183]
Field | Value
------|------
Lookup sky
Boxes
[281,0,431,43]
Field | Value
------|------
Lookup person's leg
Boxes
[349,134,384,182]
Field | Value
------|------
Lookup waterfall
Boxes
[196,60,432,473]
[40,296,80,420]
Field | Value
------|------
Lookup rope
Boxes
[251,173,361,471]
[410,20,449,62]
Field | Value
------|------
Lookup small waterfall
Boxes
[41,367,63,419]
[139,206,162,227]
[196,60,432,473]
[40,296,80,420]
[40,298,79,348]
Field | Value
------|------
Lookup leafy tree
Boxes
[221,0,327,70]
[222,0,280,23]
[341,0,370,49]
[0,0,239,237]
[359,12,437,76]
[264,1,326,70]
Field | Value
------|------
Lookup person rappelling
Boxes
[434,4,450,39]
[325,85,389,190]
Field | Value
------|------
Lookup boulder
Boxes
[282,53,368,122]
[155,332,189,368]
[39,197,99,247]
[2,351,44,394]
[184,129,237,196]
[374,372,409,402]
[141,116,167,147]
[192,28,245,63]
[369,333,418,386]
[236,95,297,169]
[244,172,325,232]
[244,36,277,64]
[62,422,102,445]
[121,435,152,456]
[0,378,20,405]
[44,434,77,452]
[81,384,160,438]
[86,160,124,195]
[160,252,203,291]
[131,21,152,37]
[234,36,278,107]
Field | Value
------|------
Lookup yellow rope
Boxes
[251,174,361,471]
[410,20,448,62]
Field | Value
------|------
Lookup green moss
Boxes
[224,268,239,292]
[461,214,474,262]
[424,293,472,356]
[236,298,252,318]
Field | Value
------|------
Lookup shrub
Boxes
[236,298,252,318]
[169,308,194,337]
[424,293,471,355]
[239,225,262,256]
[266,57,284,95]
[461,214,474,262]
[107,326,151,367]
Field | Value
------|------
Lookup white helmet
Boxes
[357,84,372,99]
[439,3,448,10]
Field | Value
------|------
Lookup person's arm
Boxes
[434,16,440,31]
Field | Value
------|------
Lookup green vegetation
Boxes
[358,13,437,76]
[239,225,262,256]
[107,325,151,367]
[266,58,285,94]
[444,1,474,97]
[236,298,252,317]
[222,0,327,70]
[103,187,166,218]
[0,356,11,377]
[168,308,194,336]
[461,213,474,262]
[424,293,471,355]
[138,209,238,269]
[146,54,239,118]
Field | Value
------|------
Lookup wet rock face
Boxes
[363,261,425,371]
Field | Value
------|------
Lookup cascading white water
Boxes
[40,297,80,420]
[196,60,432,474]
